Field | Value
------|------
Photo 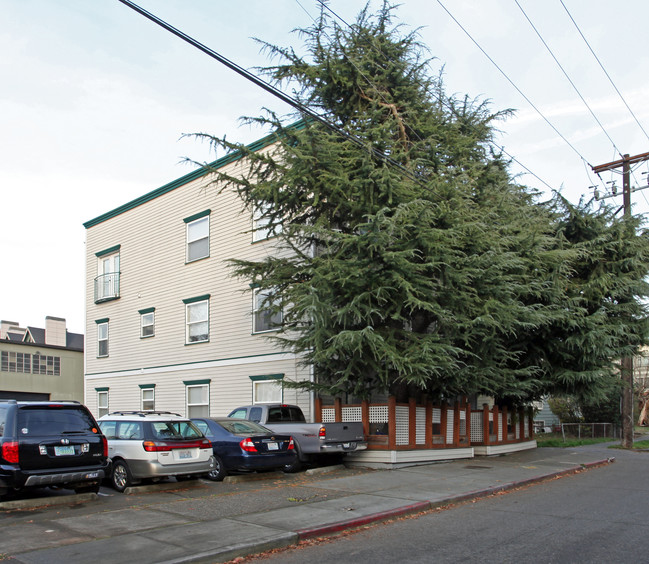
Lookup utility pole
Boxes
[592,152,649,448]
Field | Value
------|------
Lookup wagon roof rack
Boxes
[106,410,183,418]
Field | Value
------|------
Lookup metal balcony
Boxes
[94,272,120,303]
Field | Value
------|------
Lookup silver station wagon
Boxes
[98,411,215,492]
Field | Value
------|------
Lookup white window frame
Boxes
[252,288,282,333]
[185,383,210,417]
[253,379,283,404]
[97,321,109,358]
[185,298,209,344]
[141,387,155,411]
[140,311,155,338]
[186,215,210,262]
[97,390,109,418]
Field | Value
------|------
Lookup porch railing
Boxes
[316,397,533,450]
[94,272,120,303]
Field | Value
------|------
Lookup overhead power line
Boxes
[514,0,623,159]
[116,0,424,187]
[559,0,649,145]
[435,0,592,168]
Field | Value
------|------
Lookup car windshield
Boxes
[151,420,203,440]
[219,420,272,435]
[18,407,96,436]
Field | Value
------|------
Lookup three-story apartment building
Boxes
[84,129,311,420]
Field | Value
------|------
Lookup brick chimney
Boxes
[45,316,67,347]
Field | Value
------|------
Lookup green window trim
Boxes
[95,387,109,392]
[139,384,156,389]
[183,379,211,386]
[183,294,211,305]
[138,307,155,315]
[95,318,109,324]
[183,209,211,224]
[95,245,121,258]
[249,374,284,381]
[249,282,260,289]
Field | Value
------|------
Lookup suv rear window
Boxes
[18,407,97,436]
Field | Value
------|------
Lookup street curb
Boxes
[295,501,433,539]
[0,492,98,511]
[294,458,615,541]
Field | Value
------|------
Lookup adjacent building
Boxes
[83,130,311,420]
[0,317,84,401]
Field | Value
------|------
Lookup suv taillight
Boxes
[2,441,19,463]
[288,437,295,450]
[318,426,326,440]
[240,438,258,453]
[101,435,108,458]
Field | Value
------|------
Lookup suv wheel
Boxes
[111,460,133,492]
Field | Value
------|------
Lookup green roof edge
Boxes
[83,120,306,229]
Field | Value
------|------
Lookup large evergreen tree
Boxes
[200,3,649,404]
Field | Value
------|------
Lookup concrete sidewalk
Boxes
[2,446,615,564]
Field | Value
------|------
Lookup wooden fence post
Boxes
[440,403,448,446]
[502,406,509,442]
[314,397,322,422]
[483,404,490,445]
[409,398,417,447]
[425,400,433,448]
[334,397,342,422]
[388,396,397,450]
[361,399,370,439]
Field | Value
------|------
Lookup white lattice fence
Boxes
[395,405,409,445]
[321,408,335,423]
[470,411,483,442]
[498,413,504,441]
[416,407,426,445]
[524,415,530,438]
[446,409,454,444]
[342,406,362,422]
[369,405,388,423]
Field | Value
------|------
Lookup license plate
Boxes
[267,442,278,451]
[177,450,192,460]
[54,446,75,456]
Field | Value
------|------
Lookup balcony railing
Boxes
[94,272,120,303]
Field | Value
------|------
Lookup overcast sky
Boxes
[3,0,649,335]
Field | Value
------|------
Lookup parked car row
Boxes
[1,400,362,499]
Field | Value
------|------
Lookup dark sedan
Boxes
[190,417,297,481]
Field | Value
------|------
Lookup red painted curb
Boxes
[293,458,614,540]
[295,501,432,539]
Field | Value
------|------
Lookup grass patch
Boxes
[536,434,615,448]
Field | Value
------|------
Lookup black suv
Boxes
[0,400,110,499]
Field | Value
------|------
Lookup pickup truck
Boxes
[227,404,367,472]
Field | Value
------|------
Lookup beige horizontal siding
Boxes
[85,145,313,420]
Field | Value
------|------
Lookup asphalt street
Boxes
[0,442,626,563]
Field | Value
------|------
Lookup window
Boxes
[185,211,210,262]
[252,202,282,242]
[253,288,282,333]
[184,296,209,344]
[95,246,120,302]
[96,319,109,357]
[97,389,109,418]
[2,352,59,375]
[140,385,155,411]
[185,380,210,417]
[251,374,283,404]
[139,308,155,338]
